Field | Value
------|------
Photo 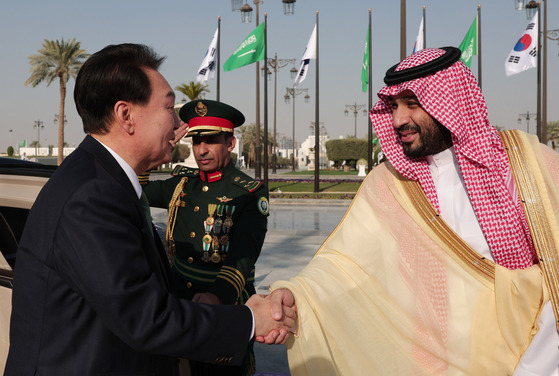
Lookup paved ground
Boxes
[251,201,350,375]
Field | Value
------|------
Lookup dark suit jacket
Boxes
[5,135,252,375]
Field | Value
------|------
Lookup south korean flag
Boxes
[505,11,538,77]
[196,28,219,84]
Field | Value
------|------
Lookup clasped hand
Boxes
[245,289,296,345]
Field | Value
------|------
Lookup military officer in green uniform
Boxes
[141,99,269,376]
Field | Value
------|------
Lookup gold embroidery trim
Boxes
[166,177,188,263]
[500,130,559,330]
[395,165,495,283]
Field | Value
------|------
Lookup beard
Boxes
[401,121,452,158]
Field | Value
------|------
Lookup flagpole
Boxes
[263,13,269,186]
[254,2,262,180]
[477,5,482,91]
[536,3,542,140]
[217,16,221,101]
[367,8,373,172]
[314,11,320,193]
[400,0,406,60]
[542,0,547,144]
[422,6,426,48]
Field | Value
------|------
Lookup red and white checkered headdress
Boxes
[370,47,535,270]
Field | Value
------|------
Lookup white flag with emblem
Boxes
[505,11,538,77]
[294,24,317,87]
[412,15,424,53]
[196,28,219,84]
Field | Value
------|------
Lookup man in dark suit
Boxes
[5,43,293,376]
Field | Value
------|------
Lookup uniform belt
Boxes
[174,254,256,285]
[174,256,219,284]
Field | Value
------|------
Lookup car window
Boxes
[0,207,29,270]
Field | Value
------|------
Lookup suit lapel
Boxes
[79,135,173,292]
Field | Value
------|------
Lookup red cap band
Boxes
[187,116,234,131]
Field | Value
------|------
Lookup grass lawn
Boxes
[268,181,361,193]
[279,169,361,176]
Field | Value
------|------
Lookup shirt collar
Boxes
[93,138,142,199]
[425,146,455,169]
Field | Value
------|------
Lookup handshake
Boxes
[245,289,296,345]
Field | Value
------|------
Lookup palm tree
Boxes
[175,81,210,101]
[26,38,89,165]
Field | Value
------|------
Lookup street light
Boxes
[231,0,296,180]
[344,102,367,138]
[54,114,67,125]
[282,0,296,15]
[285,87,309,172]
[310,121,325,170]
[514,0,551,144]
[514,0,538,18]
[231,0,243,11]
[518,110,537,133]
[236,0,296,21]
[33,120,44,157]
[266,54,296,173]
[53,114,68,157]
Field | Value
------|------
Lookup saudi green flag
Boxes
[224,22,265,72]
[19,140,26,147]
[361,28,370,93]
[458,15,477,68]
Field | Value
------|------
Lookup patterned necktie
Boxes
[140,191,154,238]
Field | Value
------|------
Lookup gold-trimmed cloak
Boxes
[272,131,559,375]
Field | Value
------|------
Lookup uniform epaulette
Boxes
[231,176,264,193]
[172,165,201,178]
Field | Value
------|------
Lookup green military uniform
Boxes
[141,98,269,376]
[142,162,269,304]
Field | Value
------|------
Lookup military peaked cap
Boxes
[179,99,245,137]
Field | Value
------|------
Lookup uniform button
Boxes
[194,206,200,212]
[186,282,192,288]
[187,257,194,263]
[202,186,209,192]
[190,232,195,238]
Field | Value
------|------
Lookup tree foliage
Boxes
[172,143,190,163]
[547,121,559,150]
[26,38,89,165]
[325,139,369,166]
[236,123,275,166]
[7,146,14,157]
[175,81,210,101]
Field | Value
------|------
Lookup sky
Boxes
[1,0,558,154]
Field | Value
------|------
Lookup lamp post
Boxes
[344,102,367,138]
[518,111,537,134]
[284,87,309,172]
[232,0,296,179]
[309,121,325,170]
[265,54,296,174]
[400,0,406,60]
[54,114,68,157]
[514,0,551,143]
[33,120,44,157]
